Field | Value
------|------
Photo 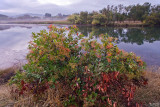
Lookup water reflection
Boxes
[0,25,12,31]
[77,26,160,45]
[0,25,33,31]
[77,26,160,66]
[0,25,47,69]
[0,25,160,69]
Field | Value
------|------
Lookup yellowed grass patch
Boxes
[134,70,160,104]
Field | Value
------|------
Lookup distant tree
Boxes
[145,13,160,26]
[129,3,151,21]
[57,13,62,17]
[45,13,51,18]
[119,13,125,23]
[125,6,131,16]
[100,8,107,16]
[143,2,151,14]
[67,14,80,24]
[100,7,113,24]
[128,5,138,21]
[118,4,124,13]
[0,14,8,20]
[92,14,107,25]
[80,11,88,24]
[87,13,94,24]
[151,5,160,13]
[113,6,119,22]
[67,2,160,26]
[17,14,31,20]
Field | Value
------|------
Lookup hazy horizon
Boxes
[0,0,160,16]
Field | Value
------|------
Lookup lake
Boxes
[0,24,160,69]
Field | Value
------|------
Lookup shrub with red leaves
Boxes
[10,25,147,107]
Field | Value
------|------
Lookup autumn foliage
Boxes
[10,25,147,106]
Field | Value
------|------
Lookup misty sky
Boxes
[0,0,160,16]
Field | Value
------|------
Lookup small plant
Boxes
[10,25,147,106]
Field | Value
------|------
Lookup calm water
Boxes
[0,24,160,69]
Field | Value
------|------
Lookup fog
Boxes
[0,0,160,16]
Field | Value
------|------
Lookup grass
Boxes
[0,66,160,106]
[0,85,14,107]
[0,67,18,107]
[0,67,17,85]
[0,80,70,107]
[13,82,71,107]
[134,71,160,105]
[107,21,145,27]
[0,66,70,107]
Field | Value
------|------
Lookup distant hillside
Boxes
[0,14,8,20]
[15,13,43,18]
[52,13,69,20]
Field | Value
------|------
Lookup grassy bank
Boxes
[109,21,145,27]
[0,66,160,106]
[0,67,17,85]
[0,67,16,107]
[134,71,160,105]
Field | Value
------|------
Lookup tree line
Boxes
[68,2,160,26]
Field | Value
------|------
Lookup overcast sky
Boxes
[0,0,160,16]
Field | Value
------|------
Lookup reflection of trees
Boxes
[77,26,92,37]
[78,26,119,38]
[77,26,160,45]
[20,26,32,29]
[121,28,145,45]
[0,25,33,31]
[142,27,160,43]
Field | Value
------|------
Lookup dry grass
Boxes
[0,82,71,107]
[0,85,15,107]
[115,21,143,24]
[0,67,17,85]
[111,21,144,27]
[0,67,20,106]
[0,66,160,106]
[134,69,160,105]
[15,82,70,107]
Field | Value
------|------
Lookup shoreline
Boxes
[0,20,153,27]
